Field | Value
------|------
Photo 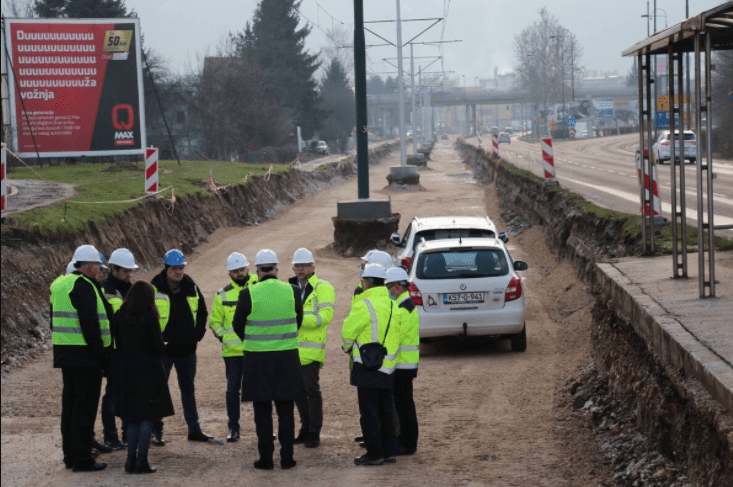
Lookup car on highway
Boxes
[313,140,330,155]
[407,237,528,350]
[498,132,511,144]
[390,215,507,269]
[652,130,697,164]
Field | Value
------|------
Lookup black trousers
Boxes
[394,375,418,452]
[357,387,398,459]
[253,400,295,463]
[61,367,102,464]
[294,362,323,434]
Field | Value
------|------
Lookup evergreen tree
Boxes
[34,0,131,18]
[319,59,354,153]
[234,0,321,140]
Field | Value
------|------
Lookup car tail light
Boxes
[661,142,670,146]
[408,282,423,305]
[401,257,412,269]
[505,277,522,302]
[688,141,697,145]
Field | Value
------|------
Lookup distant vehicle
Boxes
[390,215,506,269]
[652,130,697,164]
[313,140,329,155]
[498,132,511,144]
[408,237,528,350]
[504,126,512,134]
[490,126,500,135]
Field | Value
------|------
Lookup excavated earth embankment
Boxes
[0,143,398,367]
[457,140,732,487]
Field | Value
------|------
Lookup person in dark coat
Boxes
[232,249,305,470]
[113,281,175,474]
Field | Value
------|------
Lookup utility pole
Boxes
[410,43,417,155]
[354,0,369,198]
[395,0,407,166]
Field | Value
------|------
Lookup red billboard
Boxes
[3,18,146,157]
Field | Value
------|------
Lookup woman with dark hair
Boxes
[113,281,174,474]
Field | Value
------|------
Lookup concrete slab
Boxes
[336,199,392,220]
[597,251,733,413]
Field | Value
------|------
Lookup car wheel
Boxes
[510,323,527,352]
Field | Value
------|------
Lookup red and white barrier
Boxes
[145,147,159,194]
[477,132,482,149]
[1,143,6,211]
[636,150,661,216]
[492,134,499,158]
[541,137,556,180]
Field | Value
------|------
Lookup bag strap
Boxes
[380,303,393,347]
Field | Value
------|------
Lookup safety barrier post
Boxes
[477,131,482,150]
[492,134,499,159]
[1,143,6,211]
[541,137,558,187]
[145,147,159,195]
[636,150,663,218]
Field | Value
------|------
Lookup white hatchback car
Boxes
[652,130,697,164]
[390,216,508,269]
[498,132,511,144]
[407,237,528,351]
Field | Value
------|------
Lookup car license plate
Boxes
[443,292,485,304]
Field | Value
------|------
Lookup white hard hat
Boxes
[254,249,279,266]
[72,244,101,263]
[363,250,393,269]
[292,248,314,265]
[385,266,409,284]
[227,252,250,271]
[108,248,139,269]
[362,263,387,279]
[65,261,76,275]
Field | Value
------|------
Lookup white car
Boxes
[407,237,528,350]
[652,130,697,164]
[390,216,507,269]
[498,132,511,144]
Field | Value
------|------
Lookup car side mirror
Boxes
[498,231,509,243]
[390,233,403,246]
[513,261,528,271]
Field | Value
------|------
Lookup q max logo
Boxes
[113,104,135,146]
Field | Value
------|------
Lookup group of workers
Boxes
[50,243,420,473]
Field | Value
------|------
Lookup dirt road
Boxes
[1,141,608,486]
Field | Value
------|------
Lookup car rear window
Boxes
[411,229,496,253]
[415,249,508,279]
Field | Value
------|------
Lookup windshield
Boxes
[411,228,496,254]
[415,249,508,280]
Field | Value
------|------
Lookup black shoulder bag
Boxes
[358,304,393,371]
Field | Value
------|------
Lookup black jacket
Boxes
[151,270,208,357]
[52,272,113,369]
[113,309,175,421]
[103,274,131,300]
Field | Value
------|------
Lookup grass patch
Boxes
[7,159,289,233]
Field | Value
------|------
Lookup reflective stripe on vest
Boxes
[244,279,298,352]
[153,285,199,332]
[51,274,111,347]
[350,297,398,375]
[104,290,123,314]
[298,276,334,365]
[211,276,256,358]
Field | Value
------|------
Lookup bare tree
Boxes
[320,25,353,81]
[513,8,583,111]
[2,0,36,17]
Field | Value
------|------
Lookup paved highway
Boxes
[478,133,733,239]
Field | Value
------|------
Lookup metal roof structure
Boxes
[622,2,733,57]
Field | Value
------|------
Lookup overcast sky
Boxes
[127,0,724,83]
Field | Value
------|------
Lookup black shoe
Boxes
[281,458,297,470]
[293,429,308,444]
[354,435,364,442]
[63,458,74,470]
[354,454,384,466]
[397,448,416,456]
[187,430,212,442]
[359,442,367,449]
[384,456,397,464]
[151,435,166,446]
[135,455,157,474]
[104,438,126,451]
[254,459,274,470]
[304,432,320,448]
[92,440,113,454]
[124,454,137,473]
[226,429,240,442]
[73,460,108,472]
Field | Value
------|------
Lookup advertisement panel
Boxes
[4,18,146,157]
